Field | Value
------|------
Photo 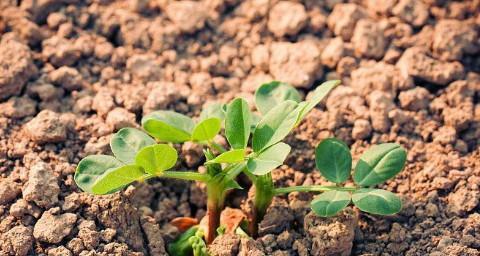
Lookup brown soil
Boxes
[1,0,479,255]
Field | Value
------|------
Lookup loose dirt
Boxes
[0,0,479,255]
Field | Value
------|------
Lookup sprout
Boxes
[74,80,407,253]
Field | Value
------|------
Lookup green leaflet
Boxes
[199,102,226,121]
[191,118,222,142]
[74,155,124,194]
[247,142,291,175]
[252,100,300,153]
[135,144,178,175]
[208,149,246,164]
[225,98,251,149]
[250,112,261,132]
[353,143,407,186]
[315,138,352,183]
[142,111,195,143]
[110,128,156,164]
[310,190,351,217]
[91,164,147,195]
[255,81,301,115]
[352,188,402,215]
[296,80,340,124]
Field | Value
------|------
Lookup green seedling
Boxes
[74,80,407,254]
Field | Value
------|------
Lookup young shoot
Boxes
[74,80,407,254]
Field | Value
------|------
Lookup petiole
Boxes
[274,185,358,195]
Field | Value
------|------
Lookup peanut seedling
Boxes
[74,80,406,255]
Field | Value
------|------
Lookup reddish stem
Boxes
[205,201,220,244]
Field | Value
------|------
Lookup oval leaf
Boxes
[352,188,401,215]
[208,149,245,164]
[192,118,221,142]
[250,113,261,132]
[315,138,352,183]
[311,190,351,217]
[226,98,251,149]
[353,143,407,186]
[74,155,123,194]
[255,81,301,115]
[110,128,156,164]
[247,142,291,175]
[200,102,226,121]
[142,111,195,143]
[91,165,147,195]
[135,144,178,175]
[296,80,340,124]
[252,100,300,153]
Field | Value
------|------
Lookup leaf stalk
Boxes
[274,185,357,195]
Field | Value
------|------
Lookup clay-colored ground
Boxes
[0,0,479,255]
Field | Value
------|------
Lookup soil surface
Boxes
[1,0,480,255]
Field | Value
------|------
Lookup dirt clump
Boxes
[268,1,307,37]
[24,110,69,143]
[269,41,322,88]
[258,198,295,236]
[0,225,34,256]
[23,161,60,208]
[0,0,480,255]
[210,234,265,256]
[304,208,357,256]
[48,66,84,91]
[0,39,37,100]
[33,207,77,243]
[432,19,478,61]
[392,0,429,27]
[210,234,241,256]
[327,3,366,40]
[0,97,37,119]
[397,47,464,85]
[0,178,21,205]
[165,1,208,34]
[352,19,386,59]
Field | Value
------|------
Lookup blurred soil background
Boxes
[0,0,479,255]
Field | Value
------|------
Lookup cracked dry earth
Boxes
[0,0,479,255]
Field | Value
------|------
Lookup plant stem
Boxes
[161,171,210,182]
[205,180,224,244]
[225,162,246,180]
[274,185,357,195]
[250,173,275,237]
[205,198,220,244]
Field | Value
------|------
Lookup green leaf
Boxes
[208,149,245,164]
[91,165,147,195]
[192,118,221,142]
[223,178,243,191]
[110,128,156,164]
[225,98,251,149]
[250,113,261,132]
[74,155,124,194]
[352,188,402,215]
[315,138,352,183]
[142,111,195,143]
[255,81,301,115]
[135,144,178,175]
[247,142,291,175]
[252,100,300,152]
[200,102,226,121]
[353,143,407,186]
[296,80,340,124]
[310,190,351,217]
